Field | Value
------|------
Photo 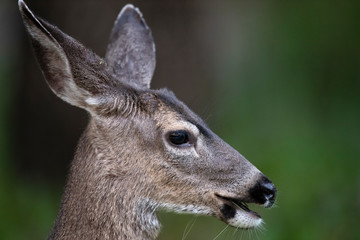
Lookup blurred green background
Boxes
[1,0,359,239]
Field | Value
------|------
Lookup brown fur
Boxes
[19,1,276,239]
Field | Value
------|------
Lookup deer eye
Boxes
[167,130,191,147]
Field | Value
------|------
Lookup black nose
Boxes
[248,175,277,207]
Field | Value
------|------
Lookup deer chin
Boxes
[215,194,263,229]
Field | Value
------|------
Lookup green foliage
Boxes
[1,0,359,239]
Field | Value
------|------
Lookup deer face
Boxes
[131,89,276,229]
[19,0,276,230]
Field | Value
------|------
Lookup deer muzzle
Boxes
[215,174,277,229]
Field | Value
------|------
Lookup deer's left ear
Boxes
[105,4,156,89]
[19,0,111,109]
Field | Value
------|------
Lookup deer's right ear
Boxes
[19,0,108,109]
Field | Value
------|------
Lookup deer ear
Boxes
[105,4,156,89]
[19,0,110,109]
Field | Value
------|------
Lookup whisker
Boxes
[182,216,198,240]
[246,228,252,240]
[253,228,258,240]
[212,224,230,240]
[231,227,240,240]
[239,229,244,240]
[257,222,267,234]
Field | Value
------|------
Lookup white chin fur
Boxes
[227,210,262,229]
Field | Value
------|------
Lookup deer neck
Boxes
[48,122,161,240]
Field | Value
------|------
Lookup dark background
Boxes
[1,0,359,239]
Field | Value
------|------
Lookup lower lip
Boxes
[227,208,263,229]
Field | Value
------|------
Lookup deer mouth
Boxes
[215,194,262,229]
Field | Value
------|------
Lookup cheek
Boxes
[136,119,159,143]
[156,145,201,180]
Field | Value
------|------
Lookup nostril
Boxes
[249,175,277,207]
[266,194,274,201]
[262,181,276,208]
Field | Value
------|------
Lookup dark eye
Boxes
[168,130,191,146]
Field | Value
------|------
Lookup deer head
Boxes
[19,0,276,239]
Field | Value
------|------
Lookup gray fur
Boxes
[105,4,156,89]
[19,1,276,239]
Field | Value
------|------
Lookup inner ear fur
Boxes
[19,1,126,110]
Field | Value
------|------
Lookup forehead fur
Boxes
[153,88,212,138]
[98,86,212,138]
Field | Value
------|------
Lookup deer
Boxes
[18,0,277,239]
